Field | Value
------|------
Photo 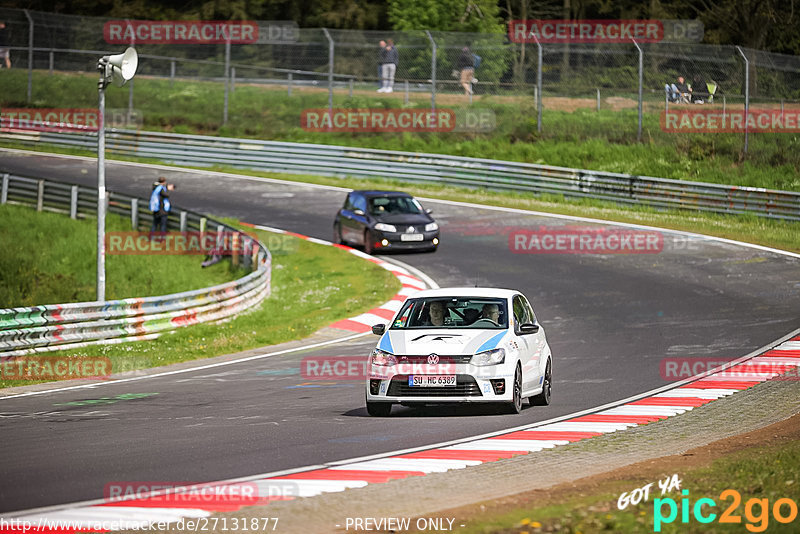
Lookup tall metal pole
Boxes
[736,46,750,154]
[425,31,436,113]
[632,39,643,142]
[97,78,107,302]
[24,10,33,103]
[533,32,542,133]
[223,37,231,125]
[322,29,334,119]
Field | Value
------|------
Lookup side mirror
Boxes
[425,208,433,214]
[354,209,365,216]
[372,324,386,335]
[520,323,539,334]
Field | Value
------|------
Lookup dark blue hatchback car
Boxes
[333,191,440,254]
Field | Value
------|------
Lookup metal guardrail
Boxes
[2,129,799,221]
[0,172,272,357]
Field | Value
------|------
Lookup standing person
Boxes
[381,39,398,93]
[377,39,388,92]
[149,176,174,235]
[0,21,11,69]
[457,46,474,95]
[376,40,386,89]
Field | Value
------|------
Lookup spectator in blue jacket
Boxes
[150,176,174,234]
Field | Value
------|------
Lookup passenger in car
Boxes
[428,301,446,326]
[481,303,500,323]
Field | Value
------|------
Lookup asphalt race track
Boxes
[1,150,798,513]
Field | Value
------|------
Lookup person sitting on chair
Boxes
[665,76,690,103]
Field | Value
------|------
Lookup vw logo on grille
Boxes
[407,226,416,233]
[427,353,439,365]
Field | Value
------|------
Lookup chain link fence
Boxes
[2,7,800,153]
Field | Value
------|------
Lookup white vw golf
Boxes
[365,287,552,416]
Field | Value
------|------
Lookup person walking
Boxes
[457,46,474,96]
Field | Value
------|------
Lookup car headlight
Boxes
[425,222,439,232]
[374,223,397,232]
[371,348,397,366]
[471,348,505,366]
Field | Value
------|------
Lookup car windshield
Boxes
[368,196,422,215]
[391,297,507,329]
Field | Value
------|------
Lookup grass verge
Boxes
[0,203,246,307]
[454,419,800,533]
[0,217,401,389]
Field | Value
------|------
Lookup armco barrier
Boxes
[2,129,799,221]
[0,173,271,357]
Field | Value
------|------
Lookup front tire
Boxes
[530,359,552,406]
[506,365,523,414]
[366,400,392,417]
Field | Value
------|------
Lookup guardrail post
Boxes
[36,180,44,211]
[130,198,138,228]
[170,60,175,86]
[71,185,79,219]
[288,72,292,96]
[49,50,54,75]
[24,9,33,103]
[232,232,240,267]
[200,217,207,234]
[1,174,8,204]
[179,210,187,232]
[216,224,224,254]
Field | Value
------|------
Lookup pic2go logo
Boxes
[653,489,798,532]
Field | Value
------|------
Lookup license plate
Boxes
[400,233,424,242]
[408,375,456,387]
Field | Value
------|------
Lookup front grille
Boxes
[395,354,473,364]
[387,374,483,397]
